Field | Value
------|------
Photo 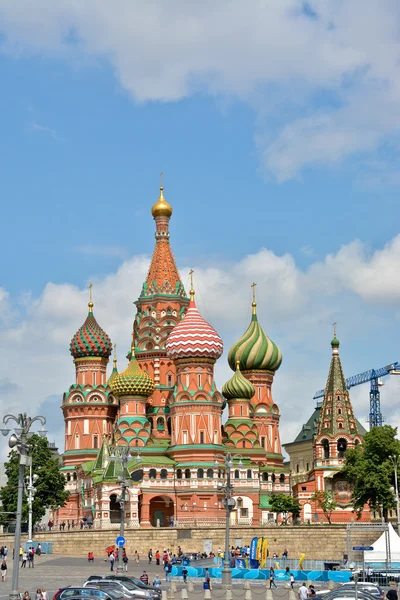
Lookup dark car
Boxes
[83,580,158,600]
[53,588,124,600]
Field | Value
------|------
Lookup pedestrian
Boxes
[28,547,35,568]
[290,573,295,589]
[155,550,160,566]
[19,547,23,562]
[153,576,161,588]
[134,551,140,566]
[182,567,188,584]
[148,549,153,564]
[140,571,149,585]
[21,552,27,568]
[36,544,41,557]
[122,549,128,572]
[387,588,398,600]
[23,592,31,600]
[165,561,172,582]
[109,552,115,572]
[3,547,8,560]
[67,520,71,531]
[204,568,211,591]
[0,547,3,560]
[1,560,7,582]
[41,589,47,600]
[269,567,277,589]
[35,589,42,600]
[308,585,316,597]
[298,582,309,600]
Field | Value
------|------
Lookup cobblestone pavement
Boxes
[0,556,325,600]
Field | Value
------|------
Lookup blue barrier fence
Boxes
[171,566,352,583]
[23,541,53,554]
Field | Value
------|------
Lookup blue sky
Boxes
[1,0,400,451]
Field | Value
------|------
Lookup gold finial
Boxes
[131,332,135,357]
[333,321,337,338]
[160,171,163,189]
[189,269,195,301]
[88,282,94,312]
[251,282,257,314]
[113,343,117,368]
[151,174,172,218]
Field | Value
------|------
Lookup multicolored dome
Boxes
[222,361,255,401]
[111,346,155,397]
[151,186,172,219]
[70,301,112,360]
[166,291,223,360]
[228,302,282,372]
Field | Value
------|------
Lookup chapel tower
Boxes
[227,286,284,466]
[62,289,118,467]
[133,184,189,439]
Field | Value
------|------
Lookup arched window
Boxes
[160,469,167,480]
[322,439,330,459]
[242,440,246,448]
[67,473,71,482]
[176,469,182,479]
[157,417,165,431]
[271,473,276,483]
[197,468,204,479]
[149,468,157,480]
[337,438,347,458]
[185,469,191,479]
[355,439,361,446]
[73,472,77,481]
[206,468,213,479]
[93,435,98,449]
[234,470,240,479]
[130,469,143,482]
[167,375,173,387]
[280,474,285,483]
[247,469,252,479]
[262,472,268,482]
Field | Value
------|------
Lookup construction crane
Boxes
[313,362,400,429]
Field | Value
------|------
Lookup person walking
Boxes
[35,589,42,600]
[41,588,48,600]
[290,573,295,589]
[28,548,34,568]
[21,552,27,568]
[152,576,161,588]
[122,549,128,572]
[387,588,398,600]
[109,552,115,572]
[1,560,7,582]
[155,550,160,566]
[165,561,172,582]
[182,567,188,584]
[134,551,140,566]
[204,568,211,591]
[269,567,277,589]
[23,592,31,600]
[36,544,41,557]
[298,582,309,600]
[148,549,153,564]
[140,571,149,585]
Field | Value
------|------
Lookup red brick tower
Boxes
[133,185,189,440]
[62,288,118,467]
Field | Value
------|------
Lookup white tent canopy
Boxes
[364,523,400,563]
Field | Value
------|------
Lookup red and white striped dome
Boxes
[166,294,223,360]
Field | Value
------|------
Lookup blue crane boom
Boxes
[313,362,400,429]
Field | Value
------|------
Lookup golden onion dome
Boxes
[111,346,155,398]
[151,186,172,219]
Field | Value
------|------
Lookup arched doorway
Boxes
[149,495,174,527]
[303,502,312,524]
[337,438,347,458]
[109,494,121,523]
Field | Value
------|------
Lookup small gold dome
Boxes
[151,186,172,219]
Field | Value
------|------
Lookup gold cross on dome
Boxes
[189,269,194,291]
[333,321,337,337]
[89,282,93,303]
[160,171,163,188]
[251,282,257,303]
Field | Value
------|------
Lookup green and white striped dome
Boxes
[222,361,255,401]
[228,303,282,372]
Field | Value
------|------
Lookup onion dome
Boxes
[228,301,282,372]
[70,294,112,360]
[111,344,155,397]
[166,288,223,360]
[107,345,119,385]
[331,335,340,347]
[151,186,172,219]
[222,361,255,401]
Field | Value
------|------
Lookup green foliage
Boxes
[268,494,301,524]
[0,434,69,526]
[311,490,337,524]
[342,425,400,521]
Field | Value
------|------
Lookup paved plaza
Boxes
[0,555,315,600]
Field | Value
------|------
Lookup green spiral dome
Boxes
[222,362,255,401]
[228,304,282,372]
[111,351,155,397]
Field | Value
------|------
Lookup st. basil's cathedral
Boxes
[59,186,367,527]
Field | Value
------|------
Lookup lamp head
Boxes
[238,459,243,468]
[39,426,47,438]
[33,474,39,482]
[0,428,10,437]
[136,453,141,463]
[8,434,19,449]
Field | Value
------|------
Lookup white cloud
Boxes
[1,234,400,454]
[1,1,400,179]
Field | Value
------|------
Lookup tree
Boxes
[0,434,69,527]
[311,490,337,524]
[341,425,400,521]
[268,494,301,524]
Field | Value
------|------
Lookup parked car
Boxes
[53,588,124,600]
[339,583,383,599]
[86,577,160,598]
[83,580,159,600]
[316,590,377,600]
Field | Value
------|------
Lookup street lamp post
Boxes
[215,453,243,587]
[389,455,400,531]
[26,465,39,543]
[0,412,47,600]
[110,443,141,574]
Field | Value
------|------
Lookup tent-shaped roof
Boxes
[364,523,400,563]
